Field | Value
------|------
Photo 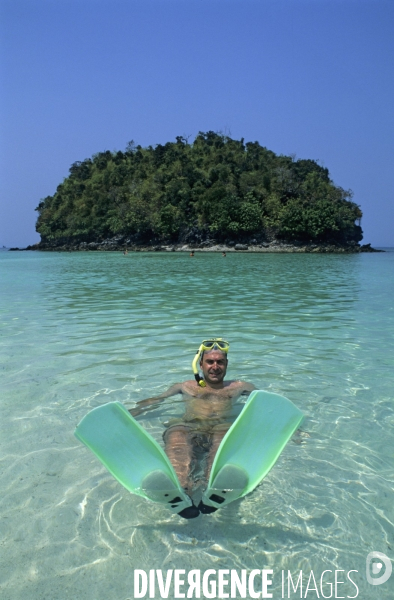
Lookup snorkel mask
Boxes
[192,338,230,387]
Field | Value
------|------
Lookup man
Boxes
[129,340,256,497]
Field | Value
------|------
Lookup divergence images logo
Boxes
[366,551,392,586]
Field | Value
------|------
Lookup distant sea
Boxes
[1,249,393,600]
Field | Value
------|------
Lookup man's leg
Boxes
[163,425,194,493]
[196,425,230,514]
[205,425,230,482]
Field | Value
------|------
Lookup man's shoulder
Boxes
[180,379,199,390]
[226,380,256,391]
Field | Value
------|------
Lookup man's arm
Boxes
[244,382,257,392]
[128,383,183,418]
[237,381,257,394]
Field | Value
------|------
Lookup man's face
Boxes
[200,350,228,386]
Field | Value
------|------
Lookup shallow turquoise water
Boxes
[0,250,393,599]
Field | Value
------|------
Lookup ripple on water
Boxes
[0,251,393,599]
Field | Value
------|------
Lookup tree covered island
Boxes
[34,131,369,252]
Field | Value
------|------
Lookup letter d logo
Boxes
[366,551,392,585]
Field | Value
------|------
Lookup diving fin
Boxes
[74,402,195,516]
[201,390,304,511]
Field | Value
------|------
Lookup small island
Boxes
[30,132,378,253]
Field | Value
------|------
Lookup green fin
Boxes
[201,390,304,510]
[74,402,192,514]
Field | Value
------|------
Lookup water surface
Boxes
[1,250,393,599]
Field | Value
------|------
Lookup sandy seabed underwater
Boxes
[0,249,393,600]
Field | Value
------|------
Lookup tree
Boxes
[35,133,363,246]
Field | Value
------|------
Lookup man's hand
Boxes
[128,383,183,418]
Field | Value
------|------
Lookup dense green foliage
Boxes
[35,132,363,245]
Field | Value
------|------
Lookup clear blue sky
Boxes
[1,0,393,247]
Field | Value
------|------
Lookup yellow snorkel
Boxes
[192,345,206,387]
[192,338,230,387]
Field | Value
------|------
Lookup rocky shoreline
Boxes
[11,239,383,253]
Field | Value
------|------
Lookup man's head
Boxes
[199,348,228,387]
[192,339,230,387]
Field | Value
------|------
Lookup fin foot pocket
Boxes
[202,464,248,510]
[141,470,193,514]
[208,493,225,504]
[141,470,178,499]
